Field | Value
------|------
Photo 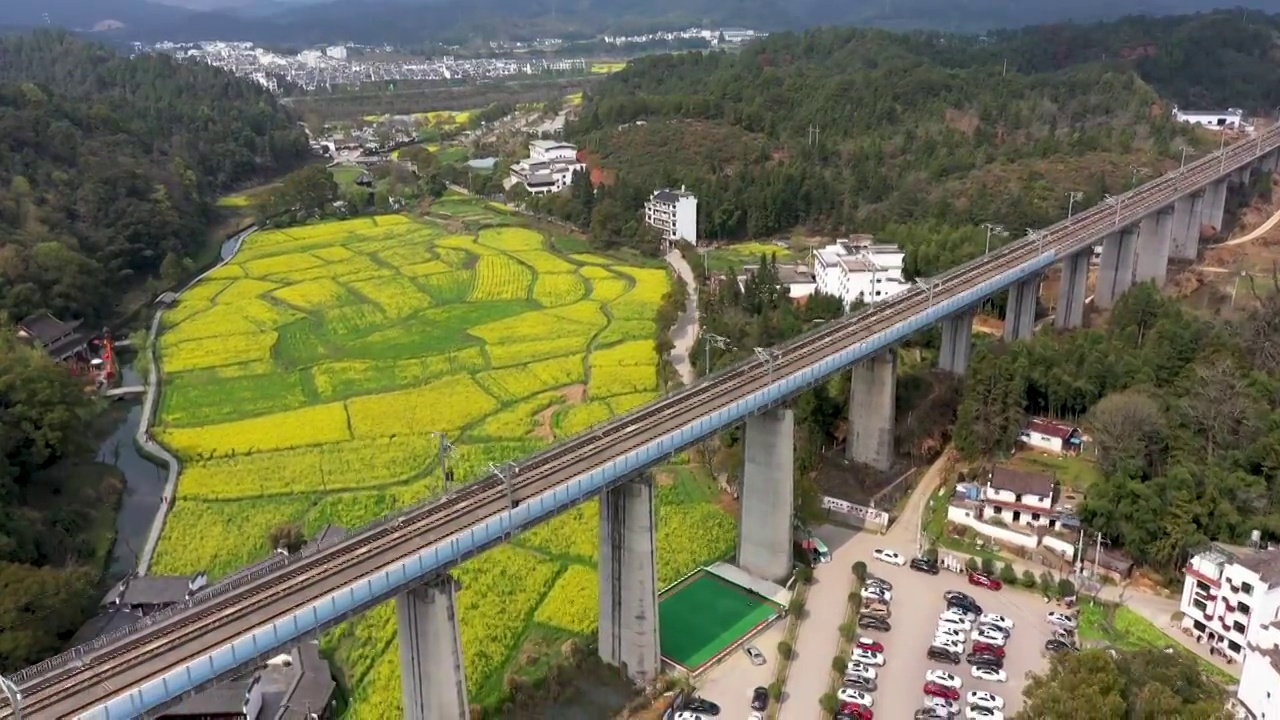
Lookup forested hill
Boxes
[0,31,308,325]
[564,12,1278,251]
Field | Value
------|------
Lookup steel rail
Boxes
[5,127,1278,720]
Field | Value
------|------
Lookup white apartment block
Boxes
[813,236,910,309]
[1180,542,1280,665]
[506,141,584,196]
[644,187,698,245]
[1172,106,1251,132]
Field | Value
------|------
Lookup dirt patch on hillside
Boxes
[944,108,979,135]
[653,469,676,486]
[973,314,1003,335]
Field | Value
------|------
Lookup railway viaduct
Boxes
[4,128,1279,720]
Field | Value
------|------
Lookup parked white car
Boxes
[965,706,1005,720]
[1046,611,1078,629]
[836,688,874,707]
[979,614,1014,630]
[845,663,878,680]
[935,626,965,642]
[966,691,1006,710]
[924,697,961,714]
[925,669,963,689]
[932,638,965,654]
[970,665,1008,683]
[971,628,1007,646]
[851,649,885,666]
[938,614,972,631]
[873,548,906,566]
[862,586,893,602]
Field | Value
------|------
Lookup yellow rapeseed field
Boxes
[150,210,738,717]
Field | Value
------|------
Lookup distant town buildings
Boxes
[144,40,589,92]
[600,26,765,47]
[644,187,698,245]
[813,237,910,309]
[506,140,584,195]
[1171,106,1251,132]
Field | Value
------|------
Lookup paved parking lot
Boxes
[693,622,785,717]
[855,556,1055,718]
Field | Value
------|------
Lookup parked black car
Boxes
[946,595,983,616]
[683,697,721,715]
[966,652,1004,669]
[858,615,892,632]
[865,575,894,591]
[1044,639,1079,654]
[927,645,962,665]
[751,686,769,711]
[910,556,941,574]
[842,674,877,692]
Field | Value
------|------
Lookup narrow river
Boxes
[98,362,165,580]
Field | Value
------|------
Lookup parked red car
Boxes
[971,642,1006,658]
[839,701,874,719]
[856,638,885,653]
[923,682,961,701]
[968,571,1003,591]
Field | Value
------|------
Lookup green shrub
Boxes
[965,556,980,572]
[777,641,793,660]
[819,693,839,713]
[999,562,1018,585]
[1021,569,1038,588]
[1058,577,1077,598]
[851,560,867,581]
[980,557,997,575]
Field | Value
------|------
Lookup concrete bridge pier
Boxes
[1202,179,1227,235]
[397,575,471,720]
[739,408,795,582]
[1055,250,1090,329]
[848,353,896,471]
[1134,208,1175,286]
[1169,194,1199,260]
[1095,227,1138,309]
[599,475,661,684]
[938,310,974,375]
[1261,151,1280,174]
[1002,275,1039,341]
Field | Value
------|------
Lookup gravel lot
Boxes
[853,555,1055,718]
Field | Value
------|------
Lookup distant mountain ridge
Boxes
[4,0,1277,44]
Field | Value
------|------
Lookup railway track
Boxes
[6,125,1279,720]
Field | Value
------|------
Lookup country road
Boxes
[664,249,700,385]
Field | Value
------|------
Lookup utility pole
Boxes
[1179,145,1191,173]
[1103,194,1122,227]
[981,222,1005,254]
[807,124,820,147]
[434,432,455,489]
[0,673,21,720]
[702,332,732,377]
[1220,130,1229,171]
[1129,165,1149,189]
[1092,531,1107,588]
[1065,191,1084,219]
[1026,229,1047,255]
[489,462,518,510]
[753,347,779,380]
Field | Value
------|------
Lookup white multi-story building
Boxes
[1236,620,1280,719]
[1180,542,1280,665]
[1172,106,1251,132]
[644,187,698,245]
[812,237,910,309]
[326,45,348,60]
[506,141,584,196]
